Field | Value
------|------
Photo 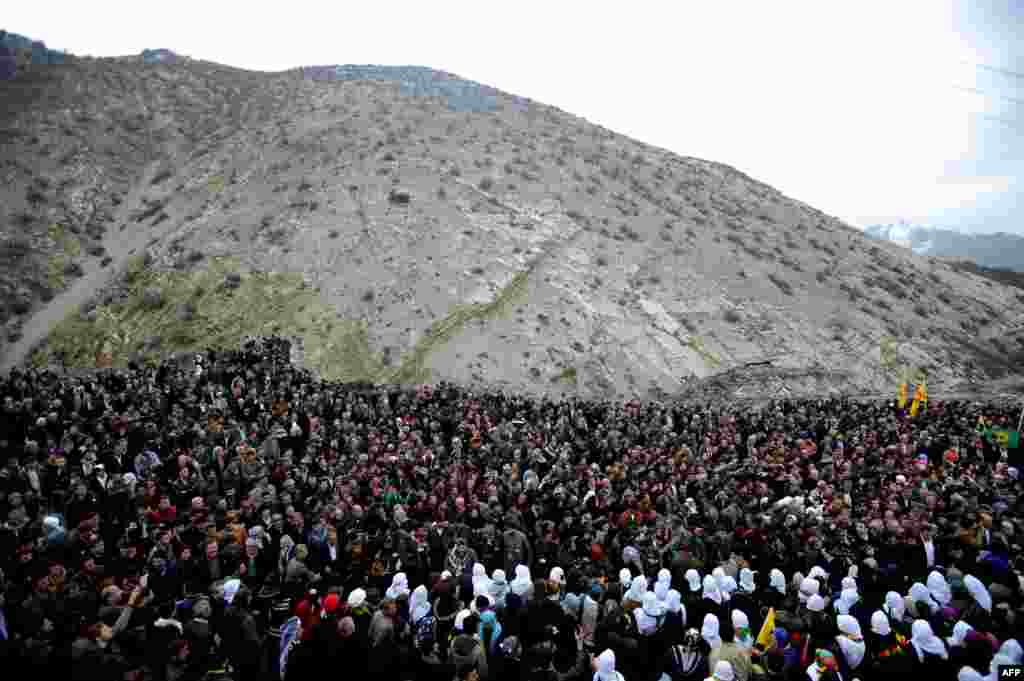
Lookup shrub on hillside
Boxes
[478,177,494,191]
[767,274,794,296]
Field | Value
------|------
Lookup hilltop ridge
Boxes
[1,45,1023,399]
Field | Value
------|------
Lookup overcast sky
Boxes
[7,1,1023,235]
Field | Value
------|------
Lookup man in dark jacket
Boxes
[218,587,262,679]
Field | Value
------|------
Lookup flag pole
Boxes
[1017,401,1023,434]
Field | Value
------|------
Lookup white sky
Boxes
[7,1,1023,234]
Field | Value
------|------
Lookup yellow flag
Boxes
[756,607,776,649]
[897,382,909,409]
[909,382,927,417]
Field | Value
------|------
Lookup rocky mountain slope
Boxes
[865,221,1024,273]
[1,44,1023,400]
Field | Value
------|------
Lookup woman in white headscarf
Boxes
[685,569,702,593]
[664,589,686,632]
[808,566,828,583]
[798,577,820,608]
[834,587,860,616]
[549,566,566,590]
[702,575,723,606]
[731,610,754,649]
[738,568,756,595]
[945,620,973,649]
[999,639,1023,665]
[701,613,722,649]
[385,572,410,600]
[866,610,911,678]
[907,582,938,618]
[957,667,985,681]
[634,591,666,635]
[654,581,670,609]
[488,569,508,607]
[883,591,907,633]
[835,614,866,672]
[759,567,785,611]
[472,563,491,598]
[909,619,949,672]
[657,568,672,589]
[708,660,734,681]
[624,575,647,611]
[593,648,625,681]
[712,567,727,591]
[619,568,633,593]
[510,564,532,601]
[718,576,738,603]
[961,574,993,630]
[410,584,431,624]
[926,570,952,609]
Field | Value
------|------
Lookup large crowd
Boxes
[0,336,1021,681]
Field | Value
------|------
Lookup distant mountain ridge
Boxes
[300,64,534,114]
[864,221,1024,272]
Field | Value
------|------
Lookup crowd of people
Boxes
[0,335,1021,681]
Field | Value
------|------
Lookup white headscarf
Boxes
[807,595,826,613]
[386,572,410,599]
[634,591,666,634]
[625,575,647,603]
[549,566,565,587]
[841,576,857,592]
[836,615,865,670]
[731,610,753,648]
[926,570,952,607]
[909,583,938,613]
[808,566,828,581]
[871,610,891,636]
[490,569,508,607]
[593,649,624,681]
[769,569,786,594]
[702,575,722,604]
[657,568,672,588]
[739,568,756,593]
[799,577,820,605]
[224,578,241,604]
[999,639,1023,664]
[963,574,992,613]
[712,660,735,681]
[910,619,948,661]
[454,609,472,632]
[472,563,492,597]
[957,668,985,681]
[410,585,430,622]
[619,568,632,589]
[991,655,1016,678]
[947,620,973,647]
[835,588,860,615]
[511,564,531,597]
[654,581,669,606]
[685,569,701,592]
[712,567,727,590]
[702,613,722,649]
[719,576,738,602]
[884,591,905,623]
[665,589,684,618]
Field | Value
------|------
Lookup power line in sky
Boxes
[960,59,1024,82]
[953,85,1024,106]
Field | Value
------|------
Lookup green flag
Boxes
[991,428,1020,449]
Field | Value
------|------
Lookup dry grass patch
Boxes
[31,256,387,382]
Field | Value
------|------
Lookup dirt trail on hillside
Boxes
[0,160,170,372]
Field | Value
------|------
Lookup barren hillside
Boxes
[1,48,1022,400]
